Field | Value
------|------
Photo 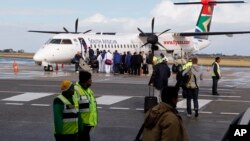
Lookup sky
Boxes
[1,0,250,56]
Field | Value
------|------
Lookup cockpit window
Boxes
[48,39,72,44]
[61,39,72,44]
[49,39,61,44]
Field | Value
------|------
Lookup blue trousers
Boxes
[186,88,199,115]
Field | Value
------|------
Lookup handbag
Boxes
[105,59,112,65]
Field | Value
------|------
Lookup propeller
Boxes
[28,18,91,34]
[137,17,171,52]
[62,18,91,34]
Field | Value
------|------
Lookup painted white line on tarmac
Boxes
[177,99,212,109]
[216,99,250,103]
[110,107,130,110]
[97,107,103,109]
[198,95,241,98]
[199,111,213,114]
[5,103,24,105]
[96,95,131,105]
[31,104,50,107]
[20,84,58,87]
[135,108,144,111]
[0,90,26,93]
[2,92,54,102]
[220,112,239,115]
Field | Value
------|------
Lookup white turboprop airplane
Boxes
[29,0,250,71]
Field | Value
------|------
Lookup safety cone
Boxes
[12,60,19,73]
[55,64,59,71]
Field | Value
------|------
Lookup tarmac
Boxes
[0,61,250,141]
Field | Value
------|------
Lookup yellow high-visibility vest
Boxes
[74,83,98,127]
[212,62,221,77]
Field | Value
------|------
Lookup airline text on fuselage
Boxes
[163,40,190,45]
[88,38,118,44]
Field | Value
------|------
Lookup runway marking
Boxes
[5,102,24,105]
[216,99,250,103]
[135,108,144,111]
[96,95,131,105]
[31,104,50,107]
[2,92,54,102]
[220,112,239,115]
[110,107,130,110]
[177,99,212,109]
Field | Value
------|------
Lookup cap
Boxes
[60,80,73,92]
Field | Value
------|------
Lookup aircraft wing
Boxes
[28,30,67,34]
[175,31,250,37]
[28,29,91,34]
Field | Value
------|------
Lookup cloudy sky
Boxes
[1,0,250,56]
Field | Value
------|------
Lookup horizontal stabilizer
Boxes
[175,31,250,36]
[174,1,245,5]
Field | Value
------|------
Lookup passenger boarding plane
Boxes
[29,0,250,71]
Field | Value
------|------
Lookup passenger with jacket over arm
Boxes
[182,57,203,118]
[142,86,189,141]
[148,57,171,102]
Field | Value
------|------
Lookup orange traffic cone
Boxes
[13,60,19,73]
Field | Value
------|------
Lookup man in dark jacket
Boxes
[148,57,171,102]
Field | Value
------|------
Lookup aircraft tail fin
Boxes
[174,0,245,39]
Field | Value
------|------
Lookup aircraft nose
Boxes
[33,52,44,63]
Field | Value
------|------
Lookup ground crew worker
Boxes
[182,59,192,70]
[53,80,78,141]
[212,57,221,95]
[74,71,97,141]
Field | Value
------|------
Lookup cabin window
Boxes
[49,39,61,44]
[61,39,72,44]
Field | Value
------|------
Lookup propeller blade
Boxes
[75,18,78,33]
[158,29,171,36]
[140,42,149,48]
[151,17,155,33]
[137,27,146,36]
[157,42,166,50]
[83,29,92,34]
[63,27,69,33]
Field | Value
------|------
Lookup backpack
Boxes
[185,69,198,89]
[176,68,191,88]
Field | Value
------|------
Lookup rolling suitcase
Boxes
[144,86,158,113]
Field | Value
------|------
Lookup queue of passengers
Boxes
[92,49,160,75]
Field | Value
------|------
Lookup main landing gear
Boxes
[44,65,53,71]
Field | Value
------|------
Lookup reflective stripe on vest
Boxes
[212,62,221,77]
[56,95,78,134]
[75,82,98,126]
